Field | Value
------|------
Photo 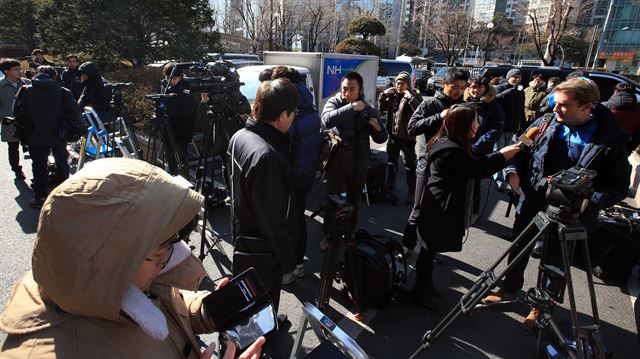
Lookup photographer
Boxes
[378,71,422,204]
[321,72,387,233]
[484,78,631,330]
[227,78,299,316]
[0,158,264,358]
[13,65,81,208]
[77,62,112,123]
[27,49,55,75]
[61,54,84,101]
[411,105,519,310]
[161,62,199,178]
[0,58,30,180]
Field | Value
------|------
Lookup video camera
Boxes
[544,166,597,214]
[184,61,241,95]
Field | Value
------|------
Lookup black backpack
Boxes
[343,229,407,309]
[366,153,386,203]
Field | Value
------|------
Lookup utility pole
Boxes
[395,0,407,57]
[585,25,599,69]
[592,0,615,69]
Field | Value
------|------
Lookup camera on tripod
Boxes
[544,166,596,214]
[183,61,242,113]
[325,195,355,237]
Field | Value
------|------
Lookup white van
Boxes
[237,65,315,106]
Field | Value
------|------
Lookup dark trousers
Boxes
[7,141,20,172]
[386,136,417,172]
[415,246,436,288]
[29,145,69,200]
[291,172,315,265]
[325,171,366,231]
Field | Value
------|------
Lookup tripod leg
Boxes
[315,237,342,310]
[558,226,585,359]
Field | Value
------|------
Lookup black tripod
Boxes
[144,93,186,176]
[109,83,143,159]
[410,204,606,359]
[193,99,246,267]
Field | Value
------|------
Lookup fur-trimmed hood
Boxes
[464,85,496,103]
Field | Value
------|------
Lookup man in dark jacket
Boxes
[78,62,112,123]
[484,78,631,330]
[161,62,198,178]
[494,68,525,189]
[271,66,321,283]
[321,72,387,232]
[602,82,640,152]
[378,71,422,204]
[13,66,82,208]
[0,58,30,179]
[227,78,299,316]
[27,49,55,78]
[402,68,469,253]
[61,54,84,101]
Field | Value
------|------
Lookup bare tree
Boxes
[527,0,575,65]
[430,3,472,66]
[304,0,333,51]
[230,0,260,52]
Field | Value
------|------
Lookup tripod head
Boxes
[544,167,597,223]
[109,82,133,114]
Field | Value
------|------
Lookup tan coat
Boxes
[0,158,214,358]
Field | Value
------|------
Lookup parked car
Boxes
[480,65,640,101]
[426,66,449,95]
[206,53,260,62]
[226,59,264,68]
[377,59,416,90]
[237,65,315,106]
[414,68,432,94]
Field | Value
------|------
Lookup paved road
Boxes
[1,144,638,358]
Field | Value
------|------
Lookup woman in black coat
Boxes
[411,104,519,310]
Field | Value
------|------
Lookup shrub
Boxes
[335,38,381,56]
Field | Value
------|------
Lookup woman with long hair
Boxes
[411,104,519,310]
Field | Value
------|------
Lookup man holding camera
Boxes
[0,59,30,180]
[321,72,387,234]
[61,54,84,101]
[378,71,422,204]
[484,78,631,329]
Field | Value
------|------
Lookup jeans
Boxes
[386,136,417,173]
[291,172,315,265]
[29,145,69,200]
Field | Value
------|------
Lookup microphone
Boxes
[517,127,540,150]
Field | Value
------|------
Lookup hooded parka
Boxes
[0,158,215,359]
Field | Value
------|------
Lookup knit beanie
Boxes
[506,69,522,79]
[396,71,412,87]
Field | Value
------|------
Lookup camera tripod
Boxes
[109,83,142,159]
[144,93,187,177]
[193,99,247,267]
[410,204,606,359]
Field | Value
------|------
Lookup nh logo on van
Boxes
[327,65,342,75]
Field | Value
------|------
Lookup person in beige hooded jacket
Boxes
[0,158,263,359]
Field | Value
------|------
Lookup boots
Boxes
[384,163,396,193]
[405,169,416,204]
[14,166,26,180]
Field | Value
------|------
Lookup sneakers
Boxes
[29,198,45,208]
[483,289,517,304]
[523,308,540,332]
[292,264,305,278]
[282,272,296,285]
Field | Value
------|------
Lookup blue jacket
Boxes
[507,104,630,230]
[289,82,321,176]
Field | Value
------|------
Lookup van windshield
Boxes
[379,62,412,76]
[239,70,260,104]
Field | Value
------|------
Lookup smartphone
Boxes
[203,268,276,350]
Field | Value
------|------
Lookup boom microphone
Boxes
[517,127,540,149]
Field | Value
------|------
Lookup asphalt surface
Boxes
[0,142,638,359]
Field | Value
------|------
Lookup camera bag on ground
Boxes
[343,229,407,309]
[366,153,386,204]
[589,206,640,284]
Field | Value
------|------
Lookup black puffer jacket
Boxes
[13,73,82,147]
[417,137,506,252]
[407,90,464,173]
[77,62,111,112]
[61,67,84,101]
[495,83,525,133]
[321,94,387,175]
